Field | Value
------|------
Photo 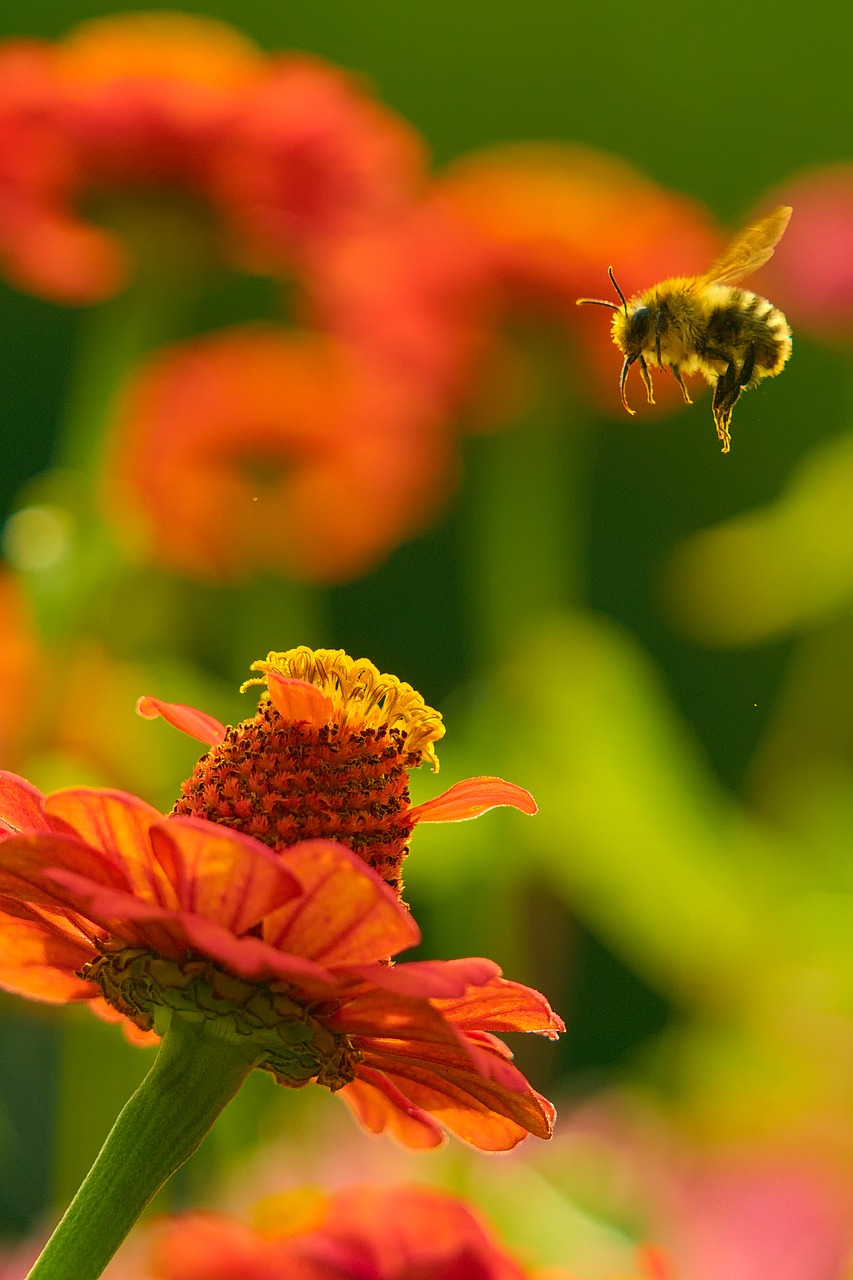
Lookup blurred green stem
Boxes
[463,354,586,664]
[26,1017,258,1280]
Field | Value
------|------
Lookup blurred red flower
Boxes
[0,13,426,303]
[147,1184,529,1280]
[104,327,458,583]
[0,648,561,1150]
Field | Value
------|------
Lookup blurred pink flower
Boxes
[759,163,853,343]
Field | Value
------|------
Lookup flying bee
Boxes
[577,206,793,453]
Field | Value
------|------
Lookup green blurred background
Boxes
[1,1,852,1272]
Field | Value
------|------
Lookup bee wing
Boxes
[696,206,792,287]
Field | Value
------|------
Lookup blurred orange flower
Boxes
[0,647,561,1151]
[104,326,458,583]
[147,1185,530,1279]
[0,13,426,303]
[434,143,722,419]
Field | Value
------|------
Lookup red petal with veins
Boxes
[136,695,227,746]
[264,839,420,964]
[0,772,51,836]
[149,816,301,933]
[433,976,565,1038]
[342,956,501,998]
[175,913,338,990]
[411,776,537,823]
[45,789,174,907]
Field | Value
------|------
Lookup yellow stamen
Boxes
[242,647,445,772]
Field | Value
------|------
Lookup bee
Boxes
[576,206,793,453]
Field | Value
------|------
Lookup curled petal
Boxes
[265,671,336,727]
[136,695,227,746]
[149,817,301,933]
[433,976,566,1039]
[264,840,420,964]
[0,772,51,836]
[358,1050,553,1150]
[411,776,537,823]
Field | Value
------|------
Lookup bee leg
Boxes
[619,355,637,415]
[638,354,655,405]
[668,363,693,406]
[712,362,742,454]
[739,344,757,387]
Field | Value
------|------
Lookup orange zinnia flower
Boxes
[147,1184,531,1279]
[104,327,457,583]
[0,648,561,1150]
[434,143,722,419]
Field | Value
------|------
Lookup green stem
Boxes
[26,1017,259,1280]
[462,353,587,665]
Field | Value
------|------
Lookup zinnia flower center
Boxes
[172,647,444,897]
[84,946,359,1090]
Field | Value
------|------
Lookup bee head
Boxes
[613,302,653,358]
[578,268,641,354]
[576,269,654,417]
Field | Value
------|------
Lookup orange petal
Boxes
[0,914,96,1002]
[411,776,537,823]
[175,912,337,990]
[265,672,335,726]
[0,771,50,835]
[39,868,190,956]
[149,816,301,933]
[342,956,501,998]
[264,839,420,965]
[358,1049,555,1149]
[45,788,175,907]
[433,976,565,1038]
[327,989,470,1048]
[340,1072,446,1149]
[0,831,134,900]
[136,695,227,746]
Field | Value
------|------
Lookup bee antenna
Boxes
[608,266,629,315]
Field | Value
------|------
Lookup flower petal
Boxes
[0,772,51,836]
[148,816,302,933]
[411,776,537,823]
[326,989,473,1049]
[342,956,501,998]
[265,671,336,726]
[357,1047,555,1149]
[0,831,134,902]
[174,913,338,990]
[433,976,565,1039]
[340,1071,446,1149]
[264,839,420,964]
[136,695,227,746]
[0,913,96,1002]
[40,868,191,956]
[44,789,176,907]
